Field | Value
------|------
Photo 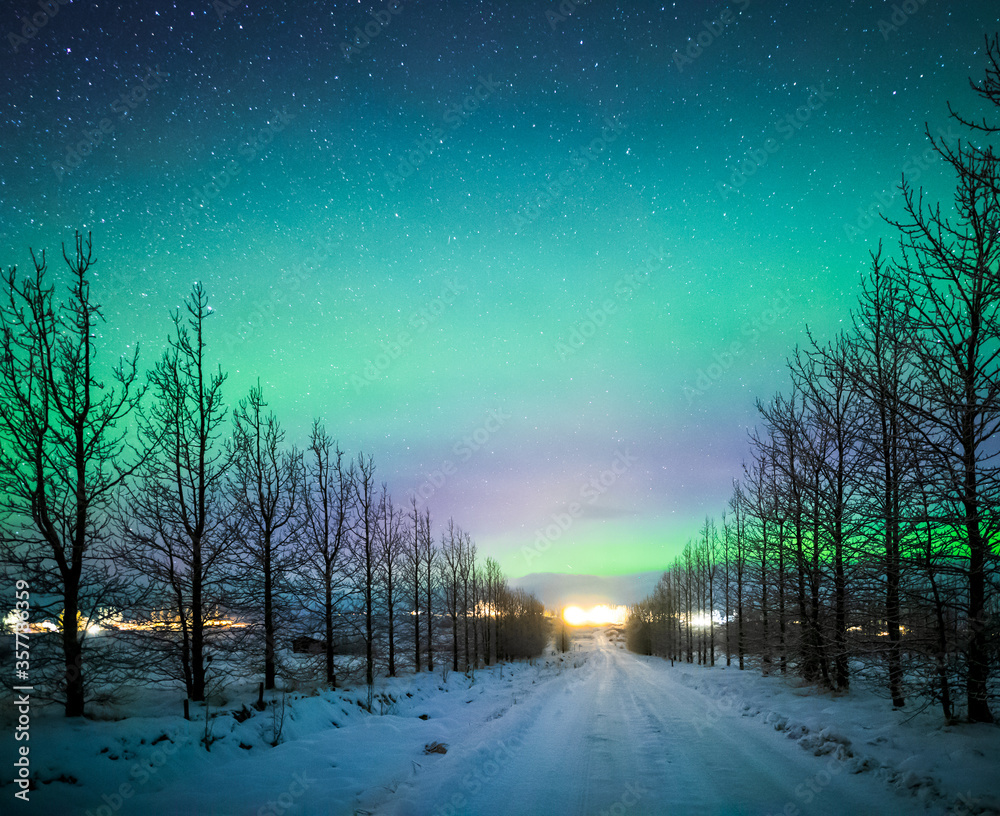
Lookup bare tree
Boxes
[228,383,301,690]
[482,556,503,666]
[460,531,476,672]
[910,457,961,721]
[352,453,378,691]
[422,506,436,672]
[730,481,748,670]
[441,518,464,673]
[791,338,868,690]
[376,486,406,677]
[886,52,1000,720]
[758,391,813,681]
[625,39,1000,722]
[406,497,423,673]
[495,586,548,661]
[681,541,694,663]
[702,517,717,667]
[471,558,482,669]
[299,424,354,687]
[742,455,773,673]
[0,232,143,716]
[721,511,733,666]
[843,245,915,707]
[119,283,232,703]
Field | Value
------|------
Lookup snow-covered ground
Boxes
[5,629,1000,815]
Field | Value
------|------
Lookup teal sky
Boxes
[1,1,993,578]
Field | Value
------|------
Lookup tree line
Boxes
[0,247,549,718]
[627,34,1000,724]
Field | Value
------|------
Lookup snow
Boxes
[6,630,1000,815]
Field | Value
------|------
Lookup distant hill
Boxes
[511,571,662,611]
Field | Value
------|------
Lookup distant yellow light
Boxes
[562,604,626,627]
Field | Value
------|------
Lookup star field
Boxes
[1,0,993,577]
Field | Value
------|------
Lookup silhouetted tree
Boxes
[299,424,354,687]
[843,245,913,707]
[119,283,232,703]
[228,383,301,690]
[441,518,464,673]
[422,506,436,672]
[482,556,504,666]
[791,337,868,690]
[376,486,405,677]
[887,42,1000,721]
[352,453,378,692]
[0,232,143,716]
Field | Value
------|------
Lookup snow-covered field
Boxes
[5,629,1000,815]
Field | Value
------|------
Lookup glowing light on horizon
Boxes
[563,604,627,627]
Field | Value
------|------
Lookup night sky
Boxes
[1,1,994,580]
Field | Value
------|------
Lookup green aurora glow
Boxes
[1,1,994,578]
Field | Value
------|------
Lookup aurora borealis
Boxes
[1,0,994,581]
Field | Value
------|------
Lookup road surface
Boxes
[360,630,918,816]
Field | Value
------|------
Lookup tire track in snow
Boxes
[359,632,952,816]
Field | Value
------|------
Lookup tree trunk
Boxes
[964,450,993,723]
[264,540,275,690]
[62,588,85,717]
[325,581,336,687]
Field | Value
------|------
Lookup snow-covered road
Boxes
[38,628,970,815]
[361,630,916,816]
